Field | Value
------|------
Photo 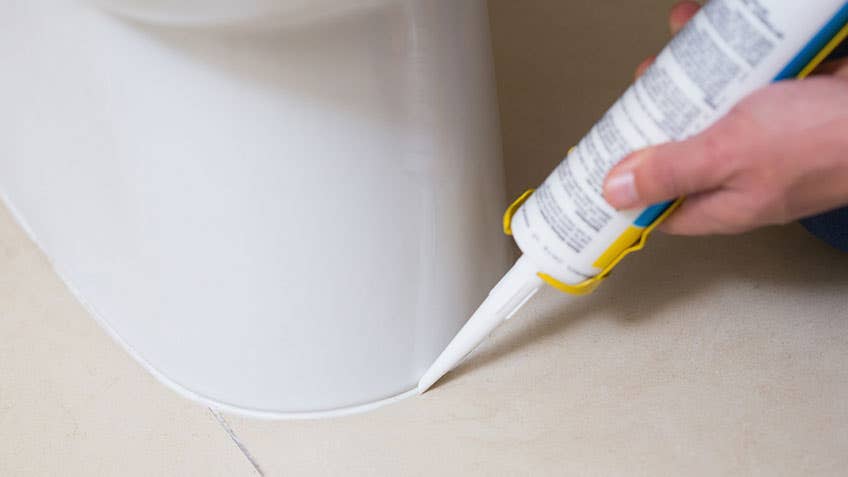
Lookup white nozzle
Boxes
[417,255,544,393]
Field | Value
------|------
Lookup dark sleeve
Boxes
[798,39,848,251]
[801,208,848,252]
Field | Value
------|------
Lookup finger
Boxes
[669,1,701,35]
[658,192,752,235]
[635,55,656,79]
[603,115,747,209]
[657,196,713,235]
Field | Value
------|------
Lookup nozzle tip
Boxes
[416,367,445,394]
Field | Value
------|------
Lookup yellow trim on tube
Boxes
[503,189,535,236]
[502,191,683,296]
[537,199,682,296]
[797,22,848,79]
[592,225,644,270]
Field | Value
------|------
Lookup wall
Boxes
[489,0,683,199]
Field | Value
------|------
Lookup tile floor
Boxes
[3,200,848,476]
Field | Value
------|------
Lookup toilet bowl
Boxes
[0,0,510,417]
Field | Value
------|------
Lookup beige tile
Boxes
[226,226,848,477]
[0,205,254,477]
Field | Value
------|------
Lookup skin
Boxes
[603,1,848,235]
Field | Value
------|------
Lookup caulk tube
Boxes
[419,0,848,393]
[512,0,848,289]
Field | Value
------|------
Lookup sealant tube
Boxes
[419,0,848,393]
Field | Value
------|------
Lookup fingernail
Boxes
[604,171,639,209]
[616,149,649,173]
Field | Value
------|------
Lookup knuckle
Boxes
[698,107,763,178]
[641,152,685,200]
[704,111,750,162]
[700,130,730,168]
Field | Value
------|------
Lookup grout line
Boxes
[209,407,265,476]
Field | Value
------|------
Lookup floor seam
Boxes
[209,407,265,476]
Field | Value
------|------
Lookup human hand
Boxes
[603,1,848,235]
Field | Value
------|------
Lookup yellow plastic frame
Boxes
[503,190,682,295]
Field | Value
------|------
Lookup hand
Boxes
[603,1,848,235]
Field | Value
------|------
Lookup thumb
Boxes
[603,130,736,209]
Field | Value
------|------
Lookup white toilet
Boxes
[0,0,510,417]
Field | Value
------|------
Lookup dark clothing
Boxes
[802,40,848,251]
[802,209,848,252]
